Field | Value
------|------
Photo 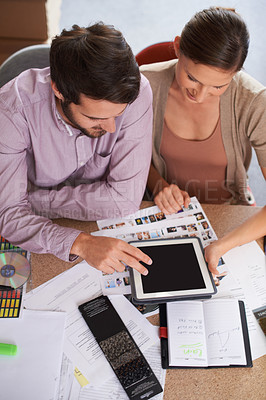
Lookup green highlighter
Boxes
[0,343,17,356]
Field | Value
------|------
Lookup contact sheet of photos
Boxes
[97,197,216,246]
[97,198,217,245]
[97,199,198,230]
[93,197,237,297]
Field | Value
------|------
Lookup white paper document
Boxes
[223,241,266,359]
[0,309,66,400]
[24,263,159,386]
[69,342,166,400]
[223,241,266,309]
[57,353,75,400]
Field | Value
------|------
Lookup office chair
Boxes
[135,41,177,66]
[0,44,50,88]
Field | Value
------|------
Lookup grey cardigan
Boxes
[141,60,266,205]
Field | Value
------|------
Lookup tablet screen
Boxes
[129,238,216,303]
[141,242,206,293]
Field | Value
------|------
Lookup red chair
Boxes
[135,41,177,66]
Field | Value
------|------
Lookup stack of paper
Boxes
[0,309,66,400]
[24,264,166,399]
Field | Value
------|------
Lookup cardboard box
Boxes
[0,0,48,41]
[0,38,47,65]
[0,0,61,65]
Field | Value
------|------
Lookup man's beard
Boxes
[61,100,107,139]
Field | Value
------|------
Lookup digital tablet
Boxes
[129,237,217,304]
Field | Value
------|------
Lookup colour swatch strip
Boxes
[0,236,27,258]
[0,288,22,318]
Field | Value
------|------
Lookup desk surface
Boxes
[30,203,266,400]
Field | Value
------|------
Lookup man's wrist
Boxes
[70,232,91,260]
[69,232,84,261]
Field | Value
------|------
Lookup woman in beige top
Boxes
[141,7,266,214]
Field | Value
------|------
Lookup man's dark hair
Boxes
[50,22,140,104]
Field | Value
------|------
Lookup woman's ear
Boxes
[51,81,64,100]
[173,36,181,58]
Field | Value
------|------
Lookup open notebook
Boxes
[159,298,252,368]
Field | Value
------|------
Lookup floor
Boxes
[60,0,266,205]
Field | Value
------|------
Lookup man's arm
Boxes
[0,143,152,272]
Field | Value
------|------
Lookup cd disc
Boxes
[0,252,30,289]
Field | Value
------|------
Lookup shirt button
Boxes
[80,161,85,166]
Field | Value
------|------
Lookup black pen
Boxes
[0,285,13,291]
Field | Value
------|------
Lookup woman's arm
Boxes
[261,166,266,179]
[147,164,190,214]
[205,206,266,274]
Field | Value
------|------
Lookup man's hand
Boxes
[154,184,190,215]
[70,233,152,275]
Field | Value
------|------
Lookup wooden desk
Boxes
[30,204,266,400]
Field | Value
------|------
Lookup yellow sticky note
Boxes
[74,367,89,388]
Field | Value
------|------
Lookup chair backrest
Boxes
[0,44,50,88]
[135,41,177,66]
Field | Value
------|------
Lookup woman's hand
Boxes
[154,183,191,214]
[204,241,222,275]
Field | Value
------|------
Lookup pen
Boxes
[264,236,266,255]
[0,343,17,356]
[0,285,13,291]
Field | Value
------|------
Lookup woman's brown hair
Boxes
[180,7,249,71]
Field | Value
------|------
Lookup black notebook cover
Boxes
[159,300,252,369]
[79,295,163,400]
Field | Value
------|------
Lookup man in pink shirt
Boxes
[0,23,153,275]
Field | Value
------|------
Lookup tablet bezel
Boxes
[129,237,217,304]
